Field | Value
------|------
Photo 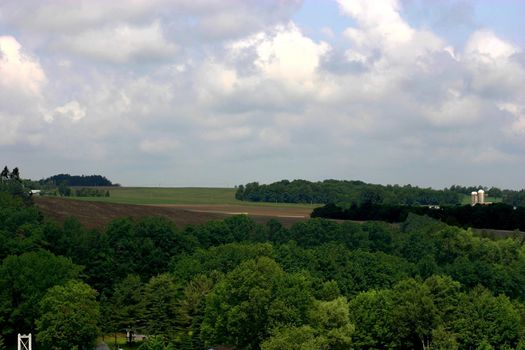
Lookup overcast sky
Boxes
[1,0,524,188]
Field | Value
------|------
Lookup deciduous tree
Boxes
[36,280,100,350]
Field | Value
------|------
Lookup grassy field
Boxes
[68,186,319,208]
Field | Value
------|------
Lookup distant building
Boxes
[471,191,478,205]
[30,189,41,196]
[471,189,492,206]
[478,189,485,204]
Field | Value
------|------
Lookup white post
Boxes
[17,334,31,350]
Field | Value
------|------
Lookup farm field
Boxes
[70,186,319,208]
[34,191,314,229]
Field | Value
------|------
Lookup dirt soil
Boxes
[34,197,311,230]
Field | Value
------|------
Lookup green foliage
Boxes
[74,187,109,197]
[36,280,100,350]
[57,181,71,197]
[109,274,144,333]
[0,193,44,260]
[275,242,412,297]
[308,297,354,349]
[349,289,396,349]
[476,339,494,350]
[262,297,354,350]
[2,174,525,349]
[201,257,313,349]
[0,166,30,202]
[171,242,274,282]
[0,335,5,350]
[0,250,82,337]
[138,335,174,350]
[314,202,525,231]
[502,189,525,207]
[431,325,458,350]
[39,173,114,187]
[390,278,439,349]
[288,219,343,247]
[236,179,462,205]
[142,273,180,338]
[261,326,326,350]
[173,274,214,349]
[107,217,196,282]
[452,287,520,349]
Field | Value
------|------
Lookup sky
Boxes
[0,0,524,189]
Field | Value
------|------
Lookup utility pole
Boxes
[17,334,31,350]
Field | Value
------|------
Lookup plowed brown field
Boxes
[34,197,311,229]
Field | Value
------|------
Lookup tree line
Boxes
[54,185,110,198]
[39,173,117,187]
[1,166,114,198]
[235,179,525,206]
[312,202,525,231]
[3,172,525,349]
[0,166,31,202]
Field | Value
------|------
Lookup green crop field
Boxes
[68,187,319,208]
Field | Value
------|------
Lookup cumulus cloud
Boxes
[45,100,87,123]
[0,0,524,188]
[199,23,331,110]
[465,29,518,61]
[339,0,414,48]
[0,36,47,145]
[240,24,330,84]
[0,36,46,95]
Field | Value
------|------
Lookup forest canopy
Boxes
[2,171,525,349]
[39,173,117,187]
[311,202,525,231]
[236,179,525,206]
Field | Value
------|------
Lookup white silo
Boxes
[471,191,478,205]
[478,189,485,204]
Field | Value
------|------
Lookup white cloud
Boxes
[422,95,484,127]
[59,21,177,63]
[499,103,525,137]
[45,100,87,123]
[0,36,46,95]
[463,30,525,100]
[0,1,524,187]
[339,0,414,49]
[250,24,330,84]
[209,23,331,101]
[0,36,47,146]
[465,29,518,62]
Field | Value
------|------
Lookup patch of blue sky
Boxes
[293,0,523,48]
[400,0,476,47]
[473,0,525,47]
[292,0,354,42]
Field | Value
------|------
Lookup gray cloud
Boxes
[0,0,524,188]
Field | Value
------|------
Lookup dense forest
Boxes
[312,202,525,231]
[39,173,116,187]
[3,171,525,349]
[235,179,525,207]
